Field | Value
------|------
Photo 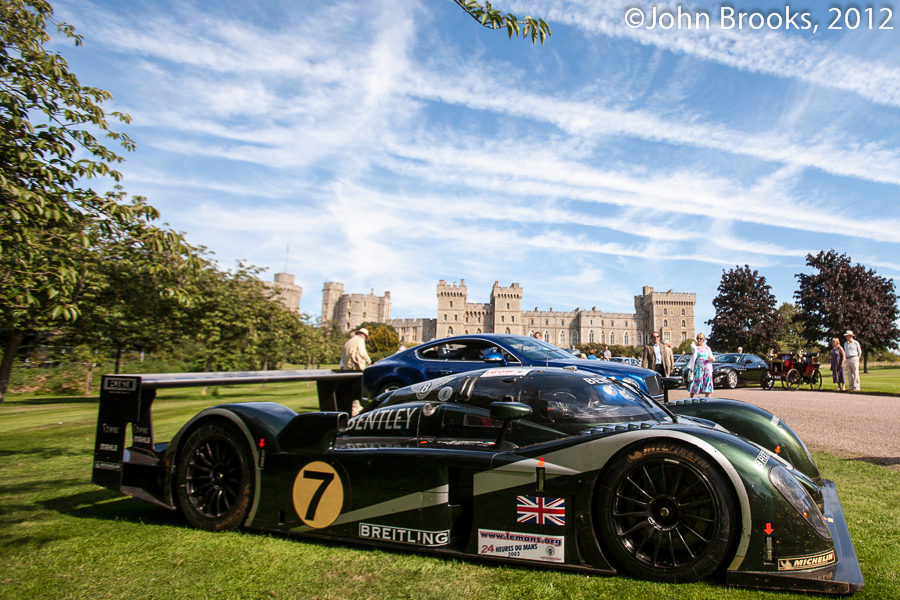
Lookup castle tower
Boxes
[263,272,303,314]
[635,286,697,347]
[322,282,344,323]
[436,279,467,338]
[491,281,523,335]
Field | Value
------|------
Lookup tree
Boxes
[707,265,782,355]
[795,250,900,373]
[774,302,811,353]
[452,1,551,44]
[0,1,199,401]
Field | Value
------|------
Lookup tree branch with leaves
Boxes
[452,0,551,44]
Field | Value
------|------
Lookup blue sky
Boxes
[53,0,900,330]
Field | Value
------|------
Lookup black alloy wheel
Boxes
[597,441,738,583]
[809,370,823,391]
[176,421,254,531]
[760,371,774,390]
[725,370,739,390]
[785,369,802,391]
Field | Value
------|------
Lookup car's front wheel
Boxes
[176,420,254,531]
[596,441,738,583]
[724,370,739,389]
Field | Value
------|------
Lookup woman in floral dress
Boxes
[689,333,715,398]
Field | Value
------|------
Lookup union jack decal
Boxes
[516,496,565,526]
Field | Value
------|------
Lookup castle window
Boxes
[664,332,670,343]
[505,327,511,334]
[682,320,686,328]
[363,302,366,307]
[545,319,549,325]
[465,316,469,323]
[454,315,458,321]
[444,315,447,321]
[559,331,566,345]
[511,316,514,322]
[478,316,481,323]
[637,332,642,345]
[507,303,510,309]
[530,319,534,325]
[465,330,469,335]
[611,321,614,326]
[682,309,686,316]
[589,331,594,343]
[664,319,668,327]
[477,328,482,333]
[572,332,578,344]
[560,320,564,326]
[682,332,688,342]
[590,319,593,325]
[450,301,453,308]
[448,327,453,335]
[544,331,549,340]
[610,332,616,344]
[624,333,629,345]
[501,316,505,322]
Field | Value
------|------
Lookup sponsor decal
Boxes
[771,415,780,427]
[101,423,120,434]
[358,523,449,546]
[778,549,837,571]
[438,386,453,401]
[293,462,344,528]
[99,443,117,452]
[516,496,565,526]
[481,368,533,378]
[133,436,151,444]
[478,529,564,563]
[94,461,122,471]
[134,425,150,435]
[422,403,438,417]
[102,377,136,392]
[415,381,435,399]
[346,407,417,432]
[755,449,770,469]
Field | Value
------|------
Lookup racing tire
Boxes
[724,370,739,390]
[785,369,802,391]
[596,441,738,583]
[809,370,822,391]
[760,371,774,390]
[176,420,254,532]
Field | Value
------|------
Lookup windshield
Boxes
[498,336,577,361]
[716,354,742,363]
[524,374,668,432]
[674,354,690,365]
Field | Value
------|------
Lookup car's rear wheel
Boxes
[785,369,802,391]
[597,441,738,583]
[760,371,774,390]
[375,381,403,397]
[176,420,254,531]
[724,370,739,389]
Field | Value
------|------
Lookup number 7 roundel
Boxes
[293,462,344,528]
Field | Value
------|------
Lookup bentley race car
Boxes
[93,367,862,594]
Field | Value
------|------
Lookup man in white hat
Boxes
[341,328,372,372]
[842,330,862,391]
[341,328,372,416]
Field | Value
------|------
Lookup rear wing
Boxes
[92,369,362,494]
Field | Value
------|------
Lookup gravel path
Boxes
[667,387,900,467]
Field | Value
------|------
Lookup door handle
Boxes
[439,370,453,376]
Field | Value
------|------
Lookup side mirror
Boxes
[490,401,532,449]
[483,352,505,364]
[490,401,532,421]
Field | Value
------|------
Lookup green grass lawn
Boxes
[1,383,898,599]
[816,365,900,394]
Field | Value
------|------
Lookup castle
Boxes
[321,280,696,347]
[263,273,303,314]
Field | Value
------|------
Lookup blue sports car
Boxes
[363,334,665,401]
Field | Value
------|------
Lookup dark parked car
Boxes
[609,356,640,367]
[677,353,770,389]
[363,334,665,401]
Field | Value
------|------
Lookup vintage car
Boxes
[93,367,862,594]
[363,334,665,402]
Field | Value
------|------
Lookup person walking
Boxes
[602,345,611,360]
[341,328,372,415]
[641,332,674,377]
[830,337,846,391]
[843,330,862,391]
[688,333,715,398]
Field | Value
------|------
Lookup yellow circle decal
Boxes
[293,461,344,528]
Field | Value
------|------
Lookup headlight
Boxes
[769,464,831,539]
